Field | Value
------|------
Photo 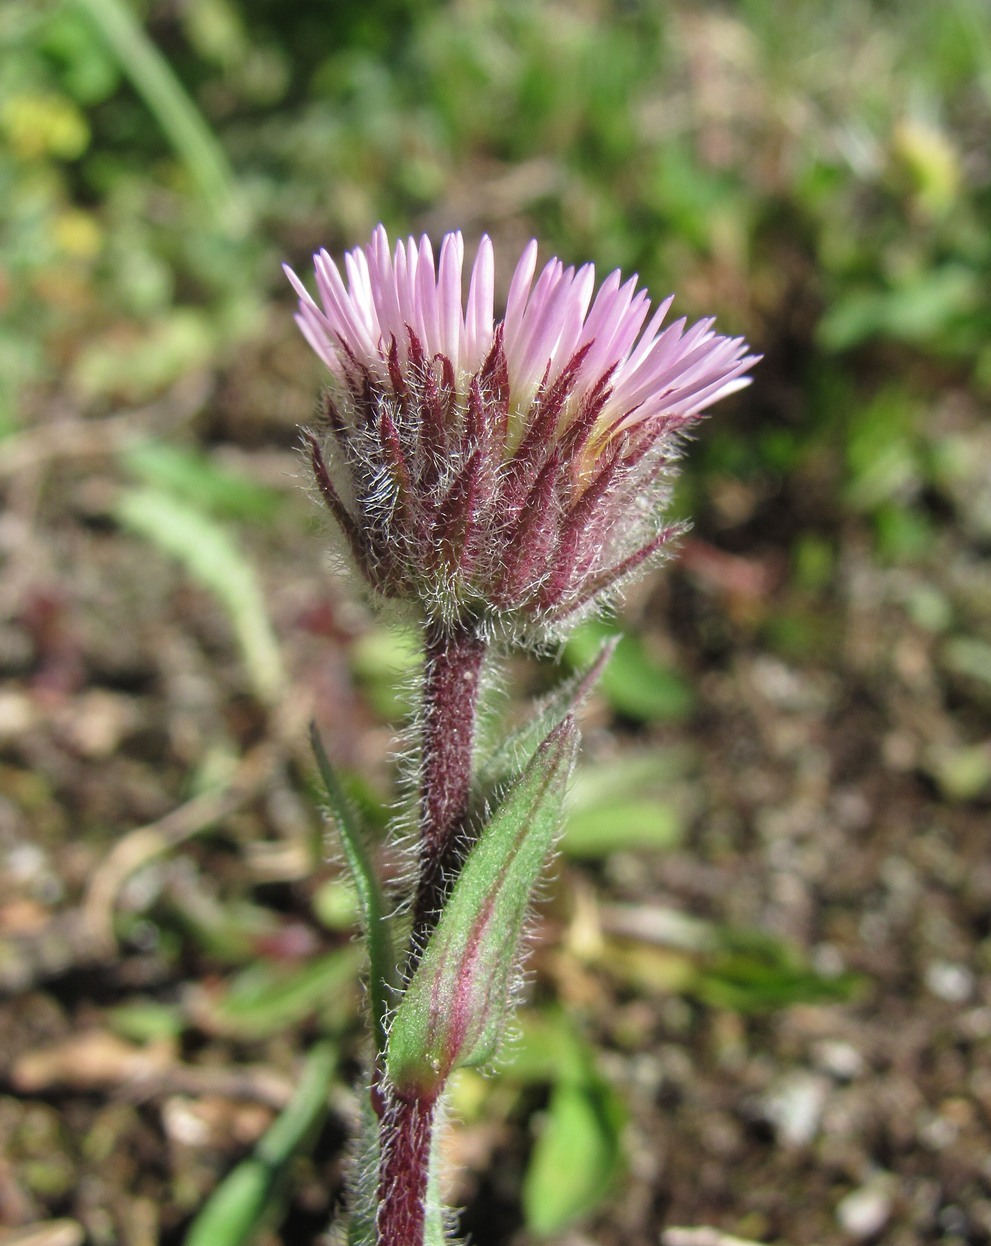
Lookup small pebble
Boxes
[836,1176,895,1239]
[813,1039,865,1081]
[761,1071,830,1146]
[925,961,974,1003]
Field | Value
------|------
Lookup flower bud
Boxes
[286,226,757,643]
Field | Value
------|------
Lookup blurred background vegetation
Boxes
[2,1,991,1244]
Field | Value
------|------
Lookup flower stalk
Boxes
[376,1091,437,1246]
[291,225,757,1245]
[413,618,487,948]
[374,618,486,1246]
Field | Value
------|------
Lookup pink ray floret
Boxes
[286,225,758,638]
[285,225,757,444]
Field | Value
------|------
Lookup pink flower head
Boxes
[286,225,757,640]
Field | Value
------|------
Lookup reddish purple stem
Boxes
[377,1090,437,1246]
[412,618,486,941]
[377,616,486,1246]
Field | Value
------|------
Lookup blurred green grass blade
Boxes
[116,485,284,704]
[123,441,283,522]
[311,724,396,1057]
[255,1041,335,1165]
[566,621,694,722]
[184,1040,336,1246]
[924,740,991,802]
[562,798,682,858]
[165,889,285,966]
[107,999,185,1042]
[570,751,693,803]
[562,751,693,857]
[696,949,862,1012]
[205,946,363,1038]
[949,0,991,104]
[597,916,862,1014]
[185,1160,279,1246]
[693,928,863,1013]
[819,266,980,352]
[942,636,991,688]
[72,0,248,233]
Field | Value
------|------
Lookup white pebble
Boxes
[836,1177,895,1239]
[925,961,974,1003]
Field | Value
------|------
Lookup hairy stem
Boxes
[377,1090,437,1246]
[411,616,486,951]
[375,617,485,1246]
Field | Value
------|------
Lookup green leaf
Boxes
[107,1000,185,1043]
[599,916,862,1013]
[477,636,617,793]
[311,724,396,1055]
[164,887,283,965]
[924,741,991,802]
[387,719,578,1096]
[123,441,283,523]
[523,1071,625,1234]
[186,1160,278,1246]
[819,266,980,352]
[566,621,694,722]
[561,751,693,858]
[116,485,284,704]
[571,750,693,801]
[943,636,991,689]
[203,946,363,1038]
[503,1011,586,1084]
[563,798,682,858]
[693,929,863,1013]
[75,309,223,401]
[184,1041,335,1246]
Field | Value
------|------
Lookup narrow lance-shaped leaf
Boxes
[476,636,616,792]
[311,724,396,1056]
[387,718,578,1098]
[207,945,364,1040]
[123,441,283,522]
[566,619,694,723]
